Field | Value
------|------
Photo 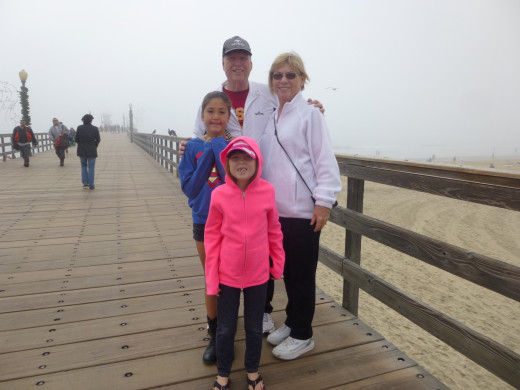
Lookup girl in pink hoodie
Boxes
[205,136,284,390]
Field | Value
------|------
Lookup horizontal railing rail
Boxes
[130,133,520,388]
[1,132,55,161]
[131,132,182,176]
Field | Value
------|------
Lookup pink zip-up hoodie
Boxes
[204,136,285,295]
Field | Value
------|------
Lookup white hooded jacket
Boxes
[259,92,341,219]
[193,81,276,140]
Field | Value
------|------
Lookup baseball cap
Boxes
[222,36,252,57]
[226,140,257,159]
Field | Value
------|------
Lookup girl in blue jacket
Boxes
[178,91,232,364]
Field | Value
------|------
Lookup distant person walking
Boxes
[75,114,100,190]
[48,118,69,166]
[12,119,38,167]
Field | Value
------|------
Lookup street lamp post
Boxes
[18,69,31,125]
[129,104,134,143]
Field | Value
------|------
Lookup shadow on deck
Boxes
[0,134,446,389]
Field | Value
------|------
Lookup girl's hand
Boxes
[208,288,221,297]
[310,205,330,232]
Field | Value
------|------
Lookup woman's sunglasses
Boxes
[272,72,298,80]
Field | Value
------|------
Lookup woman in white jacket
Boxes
[260,52,342,361]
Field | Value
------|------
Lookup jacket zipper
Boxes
[243,191,247,289]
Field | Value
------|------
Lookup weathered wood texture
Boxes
[0,134,446,389]
[329,157,520,388]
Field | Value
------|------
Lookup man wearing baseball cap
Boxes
[193,36,277,141]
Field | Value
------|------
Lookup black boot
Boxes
[203,316,217,364]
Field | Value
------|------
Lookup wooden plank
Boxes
[0,241,196,264]
[0,238,194,260]
[343,177,364,315]
[0,277,205,312]
[0,319,379,389]
[0,229,193,249]
[161,342,431,390]
[0,286,330,332]
[0,290,206,331]
[0,265,203,297]
[0,296,342,354]
[1,257,200,284]
[340,257,520,388]
[328,366,450,389]
[0,297,339,382]
[0,248,198,273]
[337,155,520,186]
[339,163,520,211]
[0,220,191,240]
[329,205,520,302]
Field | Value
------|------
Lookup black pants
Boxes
[280,217,321,340]
[216,282,267,377]
[20,144,31,164]
[264,265,274,314]
[55,146,65,161]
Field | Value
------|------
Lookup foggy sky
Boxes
[1,0,519,159]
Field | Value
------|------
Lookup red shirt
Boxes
[223,87,249,129]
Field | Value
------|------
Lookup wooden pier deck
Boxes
[0,134,447,390]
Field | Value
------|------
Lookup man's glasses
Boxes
[272,72,298,80]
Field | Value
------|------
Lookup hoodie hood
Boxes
[220,136,263,186]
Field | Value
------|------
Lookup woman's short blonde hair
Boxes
[268,51,310,94]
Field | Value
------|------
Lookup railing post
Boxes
[343,177,364,316]
[2,135,6,162]
[169,138,173,173]
[161,137,165,168]
[175,139,180,178]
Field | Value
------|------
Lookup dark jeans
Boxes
[20,144,31,164]
[55,146,66,161]
[280,217,321,340]
[216,282,268,377]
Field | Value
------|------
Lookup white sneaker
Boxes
[266,323,291,346]
[262,313,275,335]
[272,336,314,360]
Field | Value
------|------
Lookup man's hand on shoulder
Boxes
[179,138,191,157]
[307,98,325,114]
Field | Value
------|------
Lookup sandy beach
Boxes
[317,157,520,390]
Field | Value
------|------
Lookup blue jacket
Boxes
[178,137,228,224]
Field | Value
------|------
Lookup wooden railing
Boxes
[131,132,182,176]
[1,132,55,161]
[325,156,520,388]
[131,133,520,388]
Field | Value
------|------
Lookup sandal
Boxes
[212,376,229,390]
[247,373,265,390]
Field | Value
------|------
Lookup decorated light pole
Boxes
[129,104,134,143]
[18,69,31,125]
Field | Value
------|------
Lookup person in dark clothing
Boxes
[12,119,38,167]
[75,114,100,190]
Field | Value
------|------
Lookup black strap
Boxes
[273,117,315,198]
[273,116,338,207]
